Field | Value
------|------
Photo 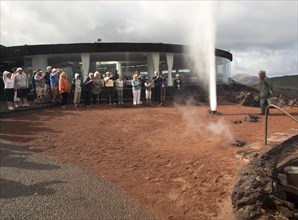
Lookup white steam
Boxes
[175,3,234,144]
[186,2,219,111]
[176,104,234,143]
[206,119,234,142]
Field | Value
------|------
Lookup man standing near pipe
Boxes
[258,70,273,115]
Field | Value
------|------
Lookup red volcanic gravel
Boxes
[0,102,297,219]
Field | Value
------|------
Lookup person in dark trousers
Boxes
[104,72,115,106]
[58,71,69,108]
[160,74,167,104]
[31,70,37,104]
[83,73,94,107]
[173,73,182,94]
[44,66,52,103]
[152,71,161,103]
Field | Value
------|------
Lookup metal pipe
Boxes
[265,104,298,145]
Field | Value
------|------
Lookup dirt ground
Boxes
[0,101,297,219]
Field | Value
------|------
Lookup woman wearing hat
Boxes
[3,71,15,110]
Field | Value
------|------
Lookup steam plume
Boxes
[185,2,219,111]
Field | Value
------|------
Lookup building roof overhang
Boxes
[0,42,233,62]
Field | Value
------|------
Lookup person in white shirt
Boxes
[14,67,30,107]
[3,71,15,110]
[11,67,20,108]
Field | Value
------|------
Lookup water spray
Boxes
[208,36,218,115]
[187,2,219,114]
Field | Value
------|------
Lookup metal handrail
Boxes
[265,104,298,145]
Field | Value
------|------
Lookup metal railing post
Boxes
[265,104,298,145]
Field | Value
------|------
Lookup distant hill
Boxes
[231,73,259,86]
[270,75,298,99]
[232,74,298,99]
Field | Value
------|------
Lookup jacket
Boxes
[59,76,69,94]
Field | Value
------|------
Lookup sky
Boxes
[0,0,297,77]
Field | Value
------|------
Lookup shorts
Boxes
[36,87,45,97]
[4,88,14,102]
[17,88,28,98]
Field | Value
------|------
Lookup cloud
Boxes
[232,49,298,76]
[0,0,297,77]
[215,1,298,76]
[216,1,297,51]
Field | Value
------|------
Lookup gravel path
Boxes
[0,139,156,220]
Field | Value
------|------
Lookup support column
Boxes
[152,52,160,73]
[147,53,154,80]
[116,62,122,76]
[166,53,174,86]
[81,53,90,80]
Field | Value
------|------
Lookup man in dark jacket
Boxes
[44,66,52,103]
[152,71,161,103]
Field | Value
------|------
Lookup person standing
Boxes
[34,69,46,104]
[2,71,15,110]
[50,68,61,105]
[31,70,38,104]
[44,66,52,104]
[131,73,141,106]
[71,73,82,107]
[104,72,115,106]
[58,71,69,108]
[92,71,102,105]
[258,70,273,115]
[115,75,125,105]
[173,73,182,94]
[160,74,167,104]
[11,67,20,108]
[135,70,143,104]
[152,71,161,103]
[144,79,153,105]
[83,72,94,107]
[14,67,30,107]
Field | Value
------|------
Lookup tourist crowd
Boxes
[2,66,183,111]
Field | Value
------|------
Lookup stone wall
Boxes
[232,135,298,219]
